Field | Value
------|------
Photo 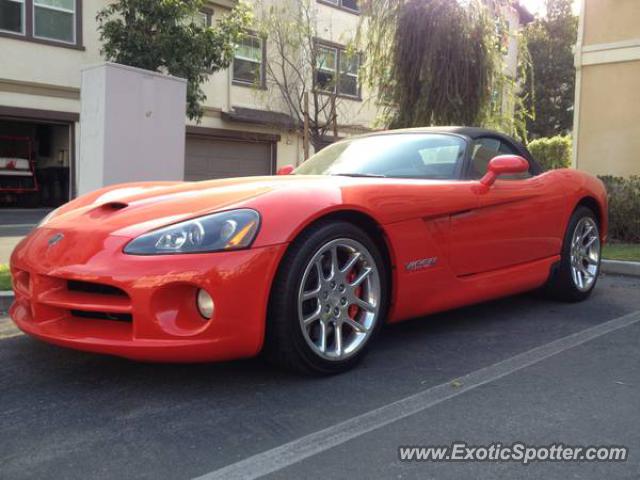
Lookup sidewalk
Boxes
[0,236,23,264]
[0,208,49,264]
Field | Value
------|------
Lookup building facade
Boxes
[0,0,530,207]
[573,0,640,177]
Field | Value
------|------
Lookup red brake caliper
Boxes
[347,270,361,319]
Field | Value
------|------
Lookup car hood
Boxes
[42,176,337,238]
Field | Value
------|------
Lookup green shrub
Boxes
[527,135,572,171]
[598,176,640,244]
[0,264,11,291]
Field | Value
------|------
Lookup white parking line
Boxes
[0,318,22,339]
[193,310,640,480]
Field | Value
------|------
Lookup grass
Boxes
[0,264,11,291]
[602,243,640,262]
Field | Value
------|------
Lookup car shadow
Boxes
[7,277,631,396]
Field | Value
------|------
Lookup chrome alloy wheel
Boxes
[297,238,381,361]
[570,217,601,292]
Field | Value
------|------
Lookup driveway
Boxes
[0,209,49,264]
[1,274,639,479]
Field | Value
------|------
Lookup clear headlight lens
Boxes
[124,209,260,255]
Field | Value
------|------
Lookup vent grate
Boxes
[71,310,132,322]
[67,280,127,297]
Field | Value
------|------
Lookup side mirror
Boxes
[276,165,294,176]
[479,155,529,187]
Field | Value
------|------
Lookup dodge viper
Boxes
[9,127,607,374]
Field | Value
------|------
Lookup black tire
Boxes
[544,206,601,302]
[264,220,389,375]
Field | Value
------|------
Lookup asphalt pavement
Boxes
[1,274,639,479]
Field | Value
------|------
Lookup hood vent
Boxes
[102,202,128,210]
[87,201,129,220]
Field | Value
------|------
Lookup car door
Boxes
[448,136,565,276]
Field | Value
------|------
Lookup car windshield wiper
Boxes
[330,173,386,178]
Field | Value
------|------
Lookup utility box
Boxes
[79,62,187,195]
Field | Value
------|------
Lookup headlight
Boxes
[123,209,260,255]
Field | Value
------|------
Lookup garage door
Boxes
[184,136,274,181]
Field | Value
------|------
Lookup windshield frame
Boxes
[293,132,471,181]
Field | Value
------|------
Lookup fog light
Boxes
[196,289,215,319]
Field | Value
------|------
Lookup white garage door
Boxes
[184,136,274,181]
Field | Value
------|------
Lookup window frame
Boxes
[199,8,212,27]
[0,0,26,35]
[188,8,212,28]
[317,0,360,15]
[232,32,267,90]
[315,44,338,94]
[463,135,536,180]
[314,39,362,100]
[294,132,469,180]
[33,0,77,45]
[0,0,82,50]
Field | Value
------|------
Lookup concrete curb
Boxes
[0,291,14,315]
[601,260,640,277]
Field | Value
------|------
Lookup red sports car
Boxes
[10,127,607,374]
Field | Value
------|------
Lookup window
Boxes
[294,133,466,180]
[315,43,360,98]
[0,0,80,47]
[339,50,359,97]
[316,45,337,92]
[0,0,25,34]
[181,10,211,28]
[190,10,211,28]
[469,137,530,180]
[318,0,360,13]
[233,34,265,87]
[34,0,76,43]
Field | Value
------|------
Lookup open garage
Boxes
[0,107,76,209]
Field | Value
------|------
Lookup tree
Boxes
[97,0,251,120]
[358,0,500,129]
[253,0,346,154]
[520,0,577,138]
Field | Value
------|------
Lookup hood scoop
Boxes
[102,201,128,211]
[86,201,129,219]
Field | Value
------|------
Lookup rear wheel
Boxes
[265,221,388,374]
[545,206,601,302]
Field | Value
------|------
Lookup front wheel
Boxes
[265,221,388,375]
[545,206,601,302]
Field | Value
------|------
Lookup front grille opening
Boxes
[71,309,132,322]
[67,280,127,297]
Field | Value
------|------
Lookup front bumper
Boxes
[10,227,287,362]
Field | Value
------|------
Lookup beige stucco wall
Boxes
[0,0,375,168]
[574,0,640,177]
[576,60,640,177]
[1,0,529,170]
[583,0,640,46]
[226,0,378,149]
[0,0,103,89]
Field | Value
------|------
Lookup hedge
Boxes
[598,176,640,243]
[527,135,572,171]
[526,136,638,243]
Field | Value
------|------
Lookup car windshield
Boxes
[294,133,466,179]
